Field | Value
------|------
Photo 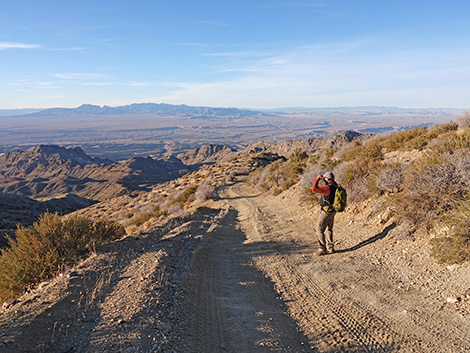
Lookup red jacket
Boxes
[312,176,331,196]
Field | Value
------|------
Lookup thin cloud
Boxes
[80,81,151,87]
[0,42,41,50]
[81,82,113,86]
[55,73,110,80]
[6,79,59,89]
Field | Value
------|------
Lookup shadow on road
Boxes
[218,193,262,201]
[336,222,397,254]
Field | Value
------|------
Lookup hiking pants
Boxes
[316,209,336,250]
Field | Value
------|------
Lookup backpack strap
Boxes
[320,182,337,210]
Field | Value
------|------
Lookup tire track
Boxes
[178,206,311,352]
[223,179,470,352]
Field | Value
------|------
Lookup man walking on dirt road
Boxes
[312,171,338,255]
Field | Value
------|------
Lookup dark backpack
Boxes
[322,184,347,212]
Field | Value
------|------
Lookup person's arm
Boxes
[312,176,330,195]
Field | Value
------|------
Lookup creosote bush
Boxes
[0,212,125,302]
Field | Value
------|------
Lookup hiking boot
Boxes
[327,247,335,254]
[316,249,328,256]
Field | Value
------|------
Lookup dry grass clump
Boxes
[0,212,125,302]
[128,206,168,227]
[380,122,458,152]
[431,196,470,264]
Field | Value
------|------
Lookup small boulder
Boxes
[2,299,17,309]
[447,297,461,304]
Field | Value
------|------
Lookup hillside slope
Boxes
[0,145,189,201]
[1,176,469,352]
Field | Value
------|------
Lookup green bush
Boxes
[0,212,125,302]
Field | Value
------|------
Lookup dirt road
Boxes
[1,178,469,352]
[177,179,470,352]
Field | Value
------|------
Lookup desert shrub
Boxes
[324,147,337,159]
[346,174,372,203]
[390,150,470,227]
[341,139,383,181]
[123,210,135,219]
[431,128,470,153]
[381,126,428,151]
[380,123,458,153]
[431,196,470,264]
[128,206,167,227]
[299,165,323,189]
[339,137,391,202]
[277,149,308,192]
[375,163,403,193]
[248,159,282,191]
[431,121,459,135]
[0,212,125,302]
[307,154,320,166]
[248,151,308,194]
[430,236,470,264]
[457,112,470,129]
[320,157,340,171]
[130,211,153,226]
[195,182,217,201]
[173,185,198,206]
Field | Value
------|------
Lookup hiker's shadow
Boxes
[336,222,396,254]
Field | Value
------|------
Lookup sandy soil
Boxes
[1,177,469,352]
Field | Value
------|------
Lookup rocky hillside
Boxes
[239,130,371,157]
[177,144,236,166]
[0,145,190,201]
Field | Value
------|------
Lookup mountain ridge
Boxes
[24,103,266,119]
[0,145,190,202]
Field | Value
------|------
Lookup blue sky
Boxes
[1,1,469,109]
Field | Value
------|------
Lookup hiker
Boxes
[312,171,338,255]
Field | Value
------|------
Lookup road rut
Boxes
[177,179,470,352]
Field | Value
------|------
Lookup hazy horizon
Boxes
[0,102,467,115]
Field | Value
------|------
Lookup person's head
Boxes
[322,171,335,182]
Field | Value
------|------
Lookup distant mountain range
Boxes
[3,103,464,118]
[24,103,267,119]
